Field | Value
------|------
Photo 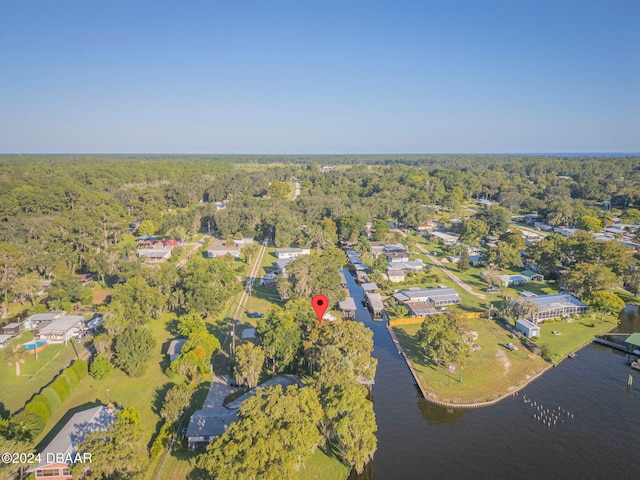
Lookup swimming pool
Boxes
[23,340,47,351]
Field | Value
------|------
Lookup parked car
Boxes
[246,312,265,318]
[506,342,518,351]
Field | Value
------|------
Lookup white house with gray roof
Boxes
[392,288,460,307]
[29,405,116,478]
[519,294,589,324]
[36,315,84,344]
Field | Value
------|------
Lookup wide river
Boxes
[343,270,640,480]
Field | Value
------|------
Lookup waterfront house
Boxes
[519,294,589,324]
[392,288,460,307]
[29,405,116,479]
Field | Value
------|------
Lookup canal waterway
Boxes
[343,270,640,480]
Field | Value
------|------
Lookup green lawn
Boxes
[0,333,89,415]
[394,313,618,404]
[294,448,350,480]
[534,315,617,361]
[32,313,179,459]
[394,319,548,404]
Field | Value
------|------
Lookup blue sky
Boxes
[1,0,638,154]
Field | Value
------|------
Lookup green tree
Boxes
[73,406,148,479]
[11,272,42,306]
[5,344,27,377]
[576,215,602,233]
[256,307,302,374]
[198,385,322,480]
[372,220,391,241]
[588,291,625,322]
[137,219,157,236]
[339,215,366,243]
[160,384,192,425]
[114,327,156,377]
[416,310,471,368]
[176,311,207,337]
[234,343,265,388]
[0,243,23,309]
[460,217,489,243]
[315,382,377,474]
[268,180,292,200]
[458,250,471,271]
[111,275,166,321]
[89,354,113,380]
[562,263,620,299]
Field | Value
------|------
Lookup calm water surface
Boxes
[344,270,640,480]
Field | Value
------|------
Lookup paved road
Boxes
[202,375,234,411]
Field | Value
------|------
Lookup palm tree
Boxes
[6,343,27,377]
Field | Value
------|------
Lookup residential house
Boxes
[392,288,460,307]
[232,238,254,248]
[36,315,84,344]
[386,269,406,282]
[137,248,173,262]
[29,405,116,479]
[273,258,295,275]
[385,250,410,263]
[275,247,311,259]
[516,319,540,338]
[519,294,589,324]
[167,339,187,362]
[205,247,241,258]
[429,231,460,245]
[554,226,576,237]
[186,375,302,448]
[534,221,553,232]
[22,311,67,331]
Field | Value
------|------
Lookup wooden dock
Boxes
[594,336,636,354]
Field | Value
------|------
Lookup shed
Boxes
[2,322,21,337]
[167,339,188,362]
[516,319,540,338]
[0,335,12,348]
[521,270,544,282]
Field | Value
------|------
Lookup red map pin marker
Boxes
[312,294,329,324]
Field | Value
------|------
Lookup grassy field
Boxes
[0,333,89,415]
[294,448,351,480]
[535,315,618,361]
[395,319,547,404]
[394,313,618,404]
[33,313,177,447]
